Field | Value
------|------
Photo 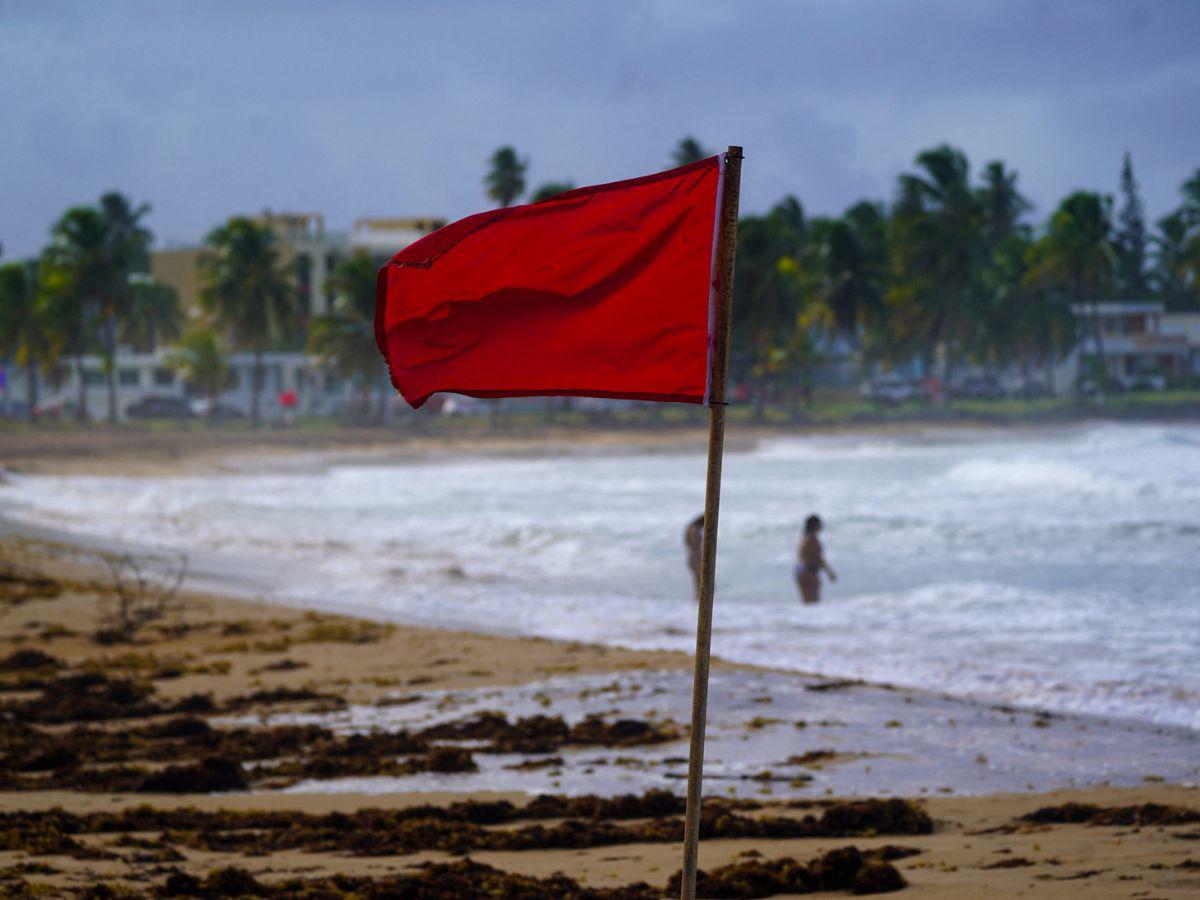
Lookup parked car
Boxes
[1011,381,1051,399]
[189,398,245,420]
[859,375,921,404]
[1119,373,1167,392]
[125,396,195,419]
[950,375,1005,400]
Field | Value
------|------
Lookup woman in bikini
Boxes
[796,514,836,604]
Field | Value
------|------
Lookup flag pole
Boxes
[680,145,742,900]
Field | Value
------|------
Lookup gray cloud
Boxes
[2,0,1199,257]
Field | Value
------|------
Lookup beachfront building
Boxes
[1067,301,1192,389]
[151,212,446,319]
[0,348,386,422]
[1163,312,1200,377]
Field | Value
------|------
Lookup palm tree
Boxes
[484,146,527,208]
[122,274,181,352]
[199,217,297,425]
[1151,212,1199,311]
[1179,167,1200,227]
[1026,192,1115,384]
[1151,169,1200,312]
[886,145,984,400]
[0,261,49,421]
[977,161,1030,250]
[732,210,805,419]
[530,181,576,203]
[770,196,806,233]
[41,206,109,422]
[96,193,153,422]
[804,216,883,339]
[168,327,231,417]
[671,136,711,167]
[307,252,383,422]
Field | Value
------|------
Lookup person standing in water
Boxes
[684,513,704,601]
[796,514,836,604]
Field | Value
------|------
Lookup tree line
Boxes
[727,146,1200,415]
[3,138,1199,425]
[0,198,376,426]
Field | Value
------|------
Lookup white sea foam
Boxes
[3,422,1198,729]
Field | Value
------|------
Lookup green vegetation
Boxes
[4,140,1199,429]
[732,143,1200,416]
[307,251,384,421]
[1,191,178,424]
[484,145,528,208]
[198,218,298,425]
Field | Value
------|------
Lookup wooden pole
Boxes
[680,145,742,900]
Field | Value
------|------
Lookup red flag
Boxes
[375,155,724,409]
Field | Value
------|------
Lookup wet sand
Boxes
[1,533,1198,896]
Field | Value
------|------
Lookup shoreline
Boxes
[0,413,1188,477]
[1,533,1198,896]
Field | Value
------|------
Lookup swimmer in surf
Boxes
[796,514,836,604]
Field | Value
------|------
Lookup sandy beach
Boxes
[1,428,1198,897]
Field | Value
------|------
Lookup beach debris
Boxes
[135,756,248,793]
[96,551,189,643]
[5,849,913,897]
[421,710,679,752]
[981,856,1035,868]
[1021,802,1200,827]
[0,648,62,671]
[220,686,343,710]
[1,670,212,724]
[0,565,61,606]
[666,846,908,897]
[157,859,660,898]
[249,658,308,674]
[805,678,864,692]
[0,795,933,860]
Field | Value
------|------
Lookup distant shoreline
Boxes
[1,403,1196,477]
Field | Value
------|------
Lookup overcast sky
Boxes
[3,0,1199,258]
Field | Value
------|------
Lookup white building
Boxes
[1163,312,1200,377]
[0,348,379,422]
[1066,301,1192,388]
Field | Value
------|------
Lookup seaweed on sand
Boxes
[0,671,212,724]
[223,798,927,855]
[156,860,658,899]
[0,796,933,857]
[667,846,908,897]
[1021,802,1200,827]
[420,710,678,752]
[0,567,62,606]
[0,649,62,672]
[149,849,906,899]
